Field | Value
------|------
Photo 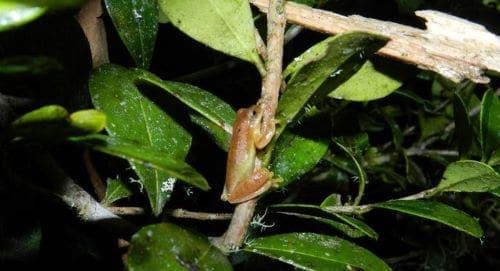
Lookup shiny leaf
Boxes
[105,0,158,68]
[277,32,387,137]
[103,177,133,205]
[132,69,235,136]
[11,105,68,127]
[329,60,401,101]
[245,232,390,271]
[270,131,329,187]
[272,204,378,240]
[128,223,232,271]
[376,200,483,238]
[436,160,500,193]
[0,2,46,32]
[69,109,106,133]
[89,64,192,216]
[69,134,209,191]
[159,0,264,74]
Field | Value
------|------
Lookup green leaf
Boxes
[159,0,264,74]
[277,32,387,137]
[133,69,236,135]
[0,2,46,32]
[128,223,232,271]
[270,131,329,187]
[14,0,85,9]
[275,211,368,238]
[105,0,158,68]
[272,204,378,239]
[436,160,500,193]
[11,105,68,127]
[453,93,472,158]
[189,113,232,151]
[376,200,483,238]
[328,60,401,101]
[89,64,192,216]
[0,55,62,75]
[480,89,500,161]
[69,109,106,133]
[69,134,209,191]
[245,232,390,271]
[102,178,133,205]
[333,138,368,205]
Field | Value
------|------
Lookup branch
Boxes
[214,0,286,253]
[166,208,233,220]
[250,0,500,84]
[256,0,286,148]
[32,149,137,237]
[76,0,109,67]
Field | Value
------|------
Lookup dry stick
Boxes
[107,207,146,216]
[215,0,286,252]
[83,150,106,201]
[32,150,138,236]
[168,209,233,220]
[250,0,500,84]
[256,0,286,149]
[76,0,109,67]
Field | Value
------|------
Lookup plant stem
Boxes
[250,0,500,84]
[76,0,109,67]
[166,208,233,220]
[212,199,257,252]
[323,188,437,215]
[215,0,287,253]
[256,0,286,149]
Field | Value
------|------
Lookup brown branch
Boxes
[107,206,145,216]
[211,199,257,252]
[76,0,109,67]
[214,0,286,253]
[167,209,233,220]
[256,0,286,149]
[83,150,106,201]
[250,0,500,84]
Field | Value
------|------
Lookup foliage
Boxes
[0,0,499,270]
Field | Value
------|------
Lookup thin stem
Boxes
[76,0,109,67]
[212,199,257,252]
[215,0,287,252]
[83,150,106,201]
[256,0,286,149]
[107,207,145,216]
[323,188,437,215]
[166,209,233,220]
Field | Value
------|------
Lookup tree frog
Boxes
[221,105,277,204]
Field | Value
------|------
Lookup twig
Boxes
[107,206,145,216]
[76,0,109,67]
[215,0,286,253]
[256,0,286,148]
[250,0,500,84]
[406,148,458,157]
[31,149,137,236]
[83,150,106,201]
[212,199,257,252]
[323,188,436,214]
[166,208,233,220]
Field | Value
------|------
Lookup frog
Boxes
[221,105,278,204]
